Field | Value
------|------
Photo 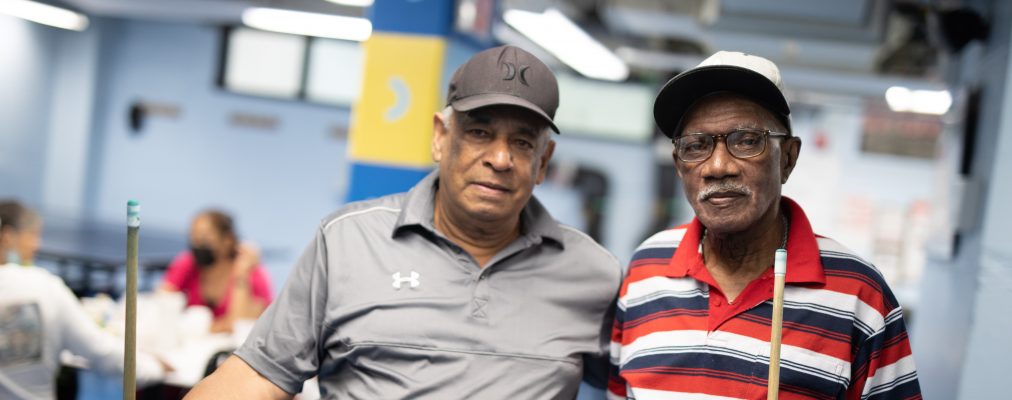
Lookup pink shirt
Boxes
[162,251,273,319]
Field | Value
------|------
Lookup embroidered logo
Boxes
[392,271,420,290]
[501,62,531,86]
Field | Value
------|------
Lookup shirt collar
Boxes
[667,196,825,285]
[392,170,566,248]
[393,170,440,233]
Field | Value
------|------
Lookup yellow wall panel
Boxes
[348,33,445,167]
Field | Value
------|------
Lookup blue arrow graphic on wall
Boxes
[385,76,410,122]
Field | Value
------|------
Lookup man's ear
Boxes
[535,139,556,185]
[432,112,447,163]
[780,136,802,184]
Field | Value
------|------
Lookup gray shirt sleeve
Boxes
[234,226,330,395]
[581,265,620,390]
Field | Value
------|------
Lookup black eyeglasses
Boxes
[672,128,790,163]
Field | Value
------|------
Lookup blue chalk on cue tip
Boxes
[127,200,141,227]
[774,248,787,275]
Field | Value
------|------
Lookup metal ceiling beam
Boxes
[601,0,893,73]
[61,0,365,23]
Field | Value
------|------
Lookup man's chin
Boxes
[463,193,525,215]
[697,215,752,236]
[468,209,514,224]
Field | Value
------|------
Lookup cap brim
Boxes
[653,66,790,137]
[450,93,560,133]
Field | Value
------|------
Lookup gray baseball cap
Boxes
[446,45,560,133]
[654,51,792,138]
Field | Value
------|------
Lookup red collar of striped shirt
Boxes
[666,196,826,285]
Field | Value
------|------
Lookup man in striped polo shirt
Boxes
[609,51,920,400]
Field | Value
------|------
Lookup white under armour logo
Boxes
[392,271,420,289]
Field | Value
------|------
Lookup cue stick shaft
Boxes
[768,249,788,400]
[124,200,139,400]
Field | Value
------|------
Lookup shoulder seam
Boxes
[323,206,401,231]
[559,225,621,272]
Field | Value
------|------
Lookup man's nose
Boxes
[700,141,739,179]
[484,139,514,171]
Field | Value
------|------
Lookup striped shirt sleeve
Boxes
[847,304,921,399]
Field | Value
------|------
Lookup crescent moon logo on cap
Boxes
[519,65,530,86]
[502,62,516,80]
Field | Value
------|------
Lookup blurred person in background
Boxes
[0,199,42,267]
[608,52,921,399]
[186,45,621,400]
[160,209,272,333]
[0,200,170,399]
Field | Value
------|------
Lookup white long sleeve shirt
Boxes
[0,264,164,399]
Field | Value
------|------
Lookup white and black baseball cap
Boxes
[653,51,792,137]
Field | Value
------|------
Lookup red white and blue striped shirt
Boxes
[609,198,920,400]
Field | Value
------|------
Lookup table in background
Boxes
[36,217,186,296]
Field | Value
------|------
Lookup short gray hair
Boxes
[441,106,453,130]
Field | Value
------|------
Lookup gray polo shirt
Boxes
[235,171,622,399]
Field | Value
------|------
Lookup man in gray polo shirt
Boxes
[186,45,622,399]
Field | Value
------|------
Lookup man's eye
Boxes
[514,139,534,149]
[735,133,761,147]
[467,129,491,138]
[738,137,759,146]
[682,140,708,152]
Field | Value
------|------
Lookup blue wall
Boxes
[909,1,1012,398]
[951,1,1012,396]
[0,14,59,206]
[83,19,351,287]
[41,16,103,219]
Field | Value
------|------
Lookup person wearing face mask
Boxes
[0,200,171,398]
[159,209,272,333]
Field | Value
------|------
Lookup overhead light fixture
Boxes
[503,8,629,82]
[242,7,372,42]
[885,86,952,115]
[0,0,89,31]
[324,0,375,6]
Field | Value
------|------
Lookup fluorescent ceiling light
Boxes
[504,8,629,82]
[0,0,89,31]
[324,0,375,6]
[885,86,952,115]
[242,7,372,42]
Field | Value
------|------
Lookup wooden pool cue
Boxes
[767,248,787,400]
[765,249,789,398]
[123,200,140,400]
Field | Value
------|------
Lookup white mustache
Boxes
[698,182,751,202]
